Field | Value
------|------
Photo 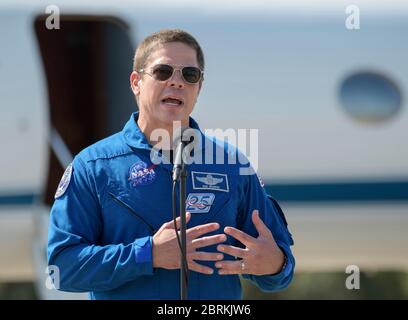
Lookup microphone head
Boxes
[172,127,201,181]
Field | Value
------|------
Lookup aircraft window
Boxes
[339,71,402,123]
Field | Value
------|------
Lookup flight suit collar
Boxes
[122,112,152,151]
[122,112,202,151]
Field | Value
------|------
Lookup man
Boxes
[47,29,295,300]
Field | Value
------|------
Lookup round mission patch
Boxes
[55,163,73,199]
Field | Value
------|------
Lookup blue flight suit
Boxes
[47,112,295,300]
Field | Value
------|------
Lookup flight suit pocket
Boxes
[100,180,159,242]
[107,191,157,235]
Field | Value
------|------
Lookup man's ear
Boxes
[130,71,142,96]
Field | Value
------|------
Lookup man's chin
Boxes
[159,106,190,126]
[160,102,184,113]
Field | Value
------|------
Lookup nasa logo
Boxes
[128,161,157,187]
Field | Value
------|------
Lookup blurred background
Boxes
[0,0,407,299]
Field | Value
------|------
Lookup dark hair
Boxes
[133,29,205,72]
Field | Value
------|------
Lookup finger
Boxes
[252,210,272,238]
[215,260,244,275]
[189,251,224,261]
[187,222,220,239]
[167,212,191,229]
[188,260,214,275]
[217,268,242,275]
[217,244,248,259]
[224,226,256,248]
[191,234,226,249]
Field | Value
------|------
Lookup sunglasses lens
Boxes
[182,67,201,83]
[150,64,201,83]
[152,64,174,81]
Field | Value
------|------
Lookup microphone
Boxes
[172,127,197,181]
[170,126,200,300]
[170,126,193,300]
[172,139,187,181]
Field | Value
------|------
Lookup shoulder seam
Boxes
[83,150,135,163]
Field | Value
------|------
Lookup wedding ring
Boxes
[241,260,245,272]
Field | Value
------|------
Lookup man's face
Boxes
[131,42,202,129]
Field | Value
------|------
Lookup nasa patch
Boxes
[55,163,73,199]
[186,193,215,213]
[128,161,157,187]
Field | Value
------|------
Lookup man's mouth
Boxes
[161,97,184,106]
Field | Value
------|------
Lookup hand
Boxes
[152,212,227,274]
[215,210,285,275]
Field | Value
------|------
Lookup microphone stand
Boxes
[172,141,188,300]
[179,163,188,300]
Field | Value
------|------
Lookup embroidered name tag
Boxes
[186,193,215,213]
[191,171,229,192]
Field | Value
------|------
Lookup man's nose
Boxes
[167,69,185,89]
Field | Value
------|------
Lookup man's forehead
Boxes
[146,42,198,67]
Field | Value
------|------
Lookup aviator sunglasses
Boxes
[138,64,203,84]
